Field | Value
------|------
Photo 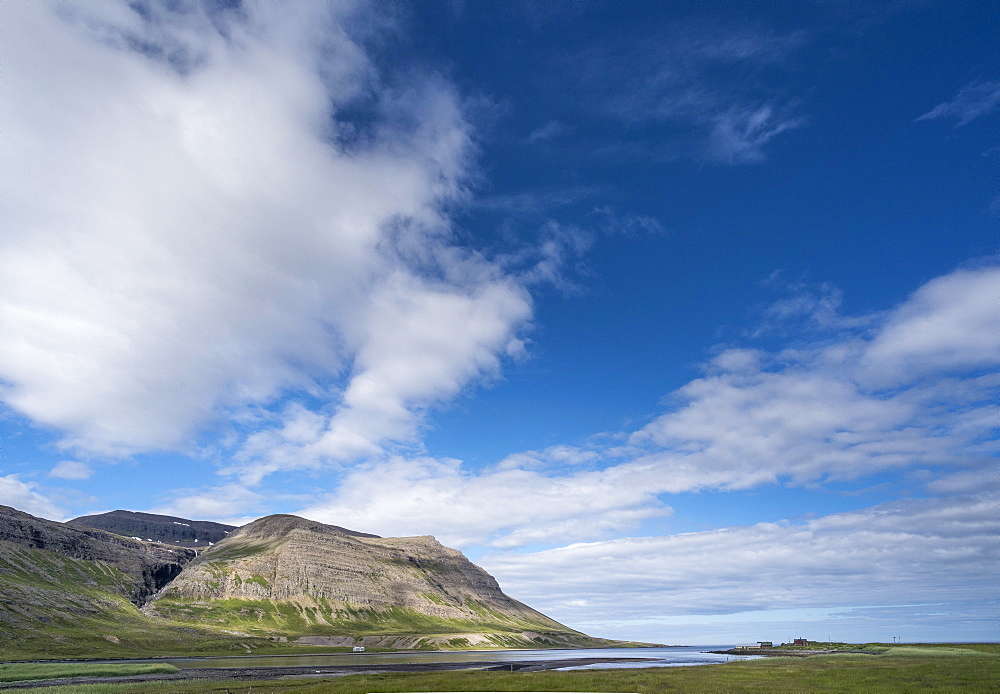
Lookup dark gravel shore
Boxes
[0,657,656,690]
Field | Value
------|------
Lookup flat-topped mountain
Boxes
[0,505,633,658]
[148,513,586,649]
[67,509,236,548]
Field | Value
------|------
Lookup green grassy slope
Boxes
[0,541,284,660]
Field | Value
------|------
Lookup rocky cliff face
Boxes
[0,505,195,605]
[67,510,236,548]
[148,514,576,639]
[0,505,217,659]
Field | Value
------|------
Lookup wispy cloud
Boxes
[526,120,564,143]
[571,23,807,163]
[917,80,1000,126]
[592,207,666,237]
[707,104,805,164]
[474,186,600,217]
[748,272,875,338]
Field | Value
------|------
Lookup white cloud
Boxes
[592,207,666,237]
[48,460,93,480]
[623,264,997,493]
[708,104,804,164]
[0,2,531,465]
[861,266,997,384]
[526,120,563,143]
[148,483,263,524]
[0,475,64,520]
[496,444,601,471]
[298,455,669,549]
[924,467,995,496]
[480,494,998,639]
[749,274,869,337]
[576,24,806,164]
[917,80,1000,126]
[312,271,531,456]
[296,264,997,549]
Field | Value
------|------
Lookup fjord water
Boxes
[133,647,760,670]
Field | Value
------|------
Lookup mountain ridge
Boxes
[147,511,583,647]
[67,509,236,548]
[0,504,195,605]
[0,505,636,658]
[226,513,381,540]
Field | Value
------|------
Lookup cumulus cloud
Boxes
[625,264,997,492]
[0,475,64,520]
[481,493,998,637]
[296,264,997,549]
[860,266,997,384]
[917,80,1000,126]
[149,483,263,524]
[0,2,531,463]
[48,461,93,481]
[298,455,668,548]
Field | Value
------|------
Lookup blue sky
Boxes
[1,1,996,644]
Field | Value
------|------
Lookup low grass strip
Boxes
[0,662,178,683]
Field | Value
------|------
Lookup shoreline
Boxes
[0,657,658,690]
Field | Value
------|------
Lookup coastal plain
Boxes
[1,643,996,693]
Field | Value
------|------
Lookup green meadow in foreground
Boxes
[8,643,998,693]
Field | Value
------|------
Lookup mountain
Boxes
[0,504,195,605]
[0,504,226,659]
[67,510,236,548]
[0,506,630,658]
[147,514,598,649]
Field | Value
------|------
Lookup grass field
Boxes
[7,643,997,693]
[0,661,178,683]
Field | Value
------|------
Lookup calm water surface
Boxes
[124,647,759,670]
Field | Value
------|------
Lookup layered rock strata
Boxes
[149,514,575,637]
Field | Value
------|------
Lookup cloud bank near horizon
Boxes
[482,492,997,642]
